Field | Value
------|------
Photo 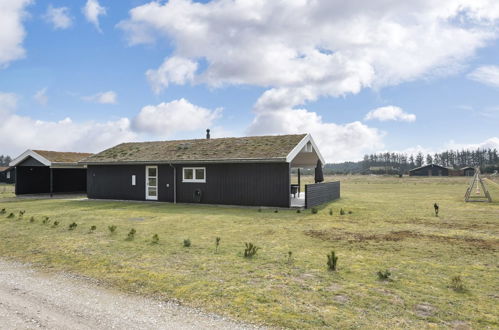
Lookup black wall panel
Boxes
[305,181,340,208]
[87,162,290,207]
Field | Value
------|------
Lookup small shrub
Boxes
[29,216,35,223]
[450,276,466,292]
[68,222,77,230]
[274,209,279,213]
[434,203,439,217]
[108,225,117,234]
[329,209,333,216]
[296,209,301,213]
[0,208,5,214]
[244,242,259,258]
[348,210,353,214]
[377,269,392,281]
[287,251,293,263]
[151,234,159,244]
[126,228,136,240]
[327,251,338,271]
[18,210,25,220]
[89,225,97,233]
[215,237,221,252]
[258,207,262,212]
[7,212,14,218]
[52,221,59,227]
[42,216,50,224]
[340,208,346,215]
[183,239,191,247]
[311,207,318,214]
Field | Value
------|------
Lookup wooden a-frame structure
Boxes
[464,168,492,202]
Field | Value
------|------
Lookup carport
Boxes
[10,150,92,195]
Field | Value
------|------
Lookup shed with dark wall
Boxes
[10,150,92,195]
[461,167,475,176]
[409,164,450,176]
[0,167,15,184]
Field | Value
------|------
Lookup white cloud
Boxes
[83,91,117,104]
[468,65,499,88]
[146,56,198,94]
[0,0,31,68]
[364,106,416,122]
[44,5,72,30]
[132,98,222,137]
[120,1,499,99]
[248,107,384,163]
[82,0,106,32]
[446,137,499,151]
[34,88,48,106]
[0,93,136,155]
[119,0,499,161]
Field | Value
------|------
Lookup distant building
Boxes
[0,167,15,184]
[409,164,451,176]
[461,167,475,176]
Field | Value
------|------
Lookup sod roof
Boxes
[33,150,94,163]
[81,134,307,164]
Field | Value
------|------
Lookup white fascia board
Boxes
[9,150,51,167]
[286,134,326,165]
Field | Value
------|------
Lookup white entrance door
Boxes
[146,166,158,200]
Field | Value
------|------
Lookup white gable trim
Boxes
[9,150,51,167]
[286,134,326,165]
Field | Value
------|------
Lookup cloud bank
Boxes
[119,0,499,161]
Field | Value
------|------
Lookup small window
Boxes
[6,172,10,179]
[132,175,136,186]
[183,167,206,183]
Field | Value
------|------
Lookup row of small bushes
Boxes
[259,207,353,215]
[1,207,467,290]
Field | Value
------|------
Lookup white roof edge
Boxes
[285,134,326,165]
[9,150,51,167]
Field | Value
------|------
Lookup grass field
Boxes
[0,176,498,329]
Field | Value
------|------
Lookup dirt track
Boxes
[0,259,263,330]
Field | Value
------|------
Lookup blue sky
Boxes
[0,0,498,162]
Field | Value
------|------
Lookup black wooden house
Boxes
[80,133,340,208]
[409,164,451,176]
[10,150,92,195]
[0,167,15,184]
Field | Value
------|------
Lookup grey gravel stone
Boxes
[0,259,266,330]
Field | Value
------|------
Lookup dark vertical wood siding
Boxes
[409,165,449,176]
[174,163,290,207]
[15,166,50,194]
[87,162,290,207]
[52,169,87,192]
[0,168,15,184]
[305,181,340,208]
[87,165,147,200]
[15,166,87,194]
[87,165,175,202]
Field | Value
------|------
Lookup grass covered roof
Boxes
[81,134,307,164]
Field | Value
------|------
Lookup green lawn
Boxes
[0,183,14,198]
[0,176,498,329]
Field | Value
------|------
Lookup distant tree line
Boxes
[324,148,499,174]
[0,155,12,166]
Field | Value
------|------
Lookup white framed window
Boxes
[6,172,10,179]
[182,167,206,183]
[131,175,136,186]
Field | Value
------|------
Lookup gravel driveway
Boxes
[0,259,264,329]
